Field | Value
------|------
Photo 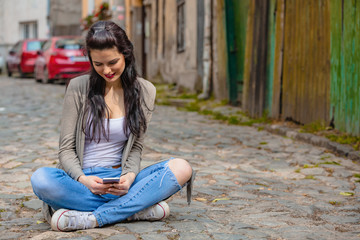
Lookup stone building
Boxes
[0,0,49,57]
[125,0,228,101]
[0,0,83,60]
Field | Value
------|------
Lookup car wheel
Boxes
[7,64,12,77]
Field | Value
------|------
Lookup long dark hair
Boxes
[83,20,147,142]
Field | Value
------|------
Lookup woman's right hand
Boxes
[78,175,109,194]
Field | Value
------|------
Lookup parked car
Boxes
[34,36,90,84]
[6,39,45,77]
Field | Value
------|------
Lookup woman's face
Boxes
[90,47,126,85]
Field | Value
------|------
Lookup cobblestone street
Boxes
[0,76,360,239]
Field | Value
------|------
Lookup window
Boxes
[24,24,30,39]
[20,21,38,39]
[177,0,185,52]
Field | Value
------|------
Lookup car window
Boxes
[12,41,22,52]
[55,39,84,50]
[26,41,43,51]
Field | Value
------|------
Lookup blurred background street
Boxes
[0,0,360,239]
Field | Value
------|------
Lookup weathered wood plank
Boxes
[271,0,285,118]
[265,0,277,114]
[281,0,330,124]
[330,0,342,125]
[246,0,269,117]
[242,0,255,111]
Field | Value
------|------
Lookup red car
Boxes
[34,36,90,84]
[6,39,45,77]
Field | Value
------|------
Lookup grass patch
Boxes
[183,101,200,112]
[318,161,341,166]
[179,99,272,126]
[301,120,328,133]
[353,173,360,178]
[255,182,270,187]
[228,116,240,125]
[339,192,354,196]
[295,168,301,173]
[329,201,341,206]
[304,175,316,180]
[302,161,340,169]
[326,134,360,151]
[212,112,228,121]
[303,164,316,168]
[200,109,214,115]
[257,126,265,131]
[176,93,198,99]
[300,120,360,151]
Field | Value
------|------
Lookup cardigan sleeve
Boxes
[58,77,86,180]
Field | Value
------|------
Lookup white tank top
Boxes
[83,117,128,169]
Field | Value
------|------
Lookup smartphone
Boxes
[102,177,120,184]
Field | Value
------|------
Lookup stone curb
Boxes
[262,124,360,162]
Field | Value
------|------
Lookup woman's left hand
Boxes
[106,172,136,196]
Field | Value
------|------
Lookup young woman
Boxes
[31,20,194,232]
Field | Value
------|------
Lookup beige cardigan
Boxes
[57,74,156,180]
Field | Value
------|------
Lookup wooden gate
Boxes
[281,0,331,124]
[330,0,360,135]
[225,0,250,105]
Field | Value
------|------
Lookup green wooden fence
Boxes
[225,0,249,105]
[330,0,360,135]
[224,0,360,136]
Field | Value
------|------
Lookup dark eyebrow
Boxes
[93,58,120,64]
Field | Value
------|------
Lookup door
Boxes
[225,0,250,105]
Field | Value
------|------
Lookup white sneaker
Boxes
[128,201,170,221]
[51,209,97,232]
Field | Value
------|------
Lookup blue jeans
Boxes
[31,159,182,227]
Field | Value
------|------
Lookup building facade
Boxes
[125,0,228,100]
[50,0,82,36]
[0,0,49,58]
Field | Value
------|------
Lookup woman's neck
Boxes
[105,79,122,92]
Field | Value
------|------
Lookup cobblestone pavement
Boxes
[0,76,360,240]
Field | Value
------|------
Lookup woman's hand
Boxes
[106,172,136,196]
[78,175,110,195]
